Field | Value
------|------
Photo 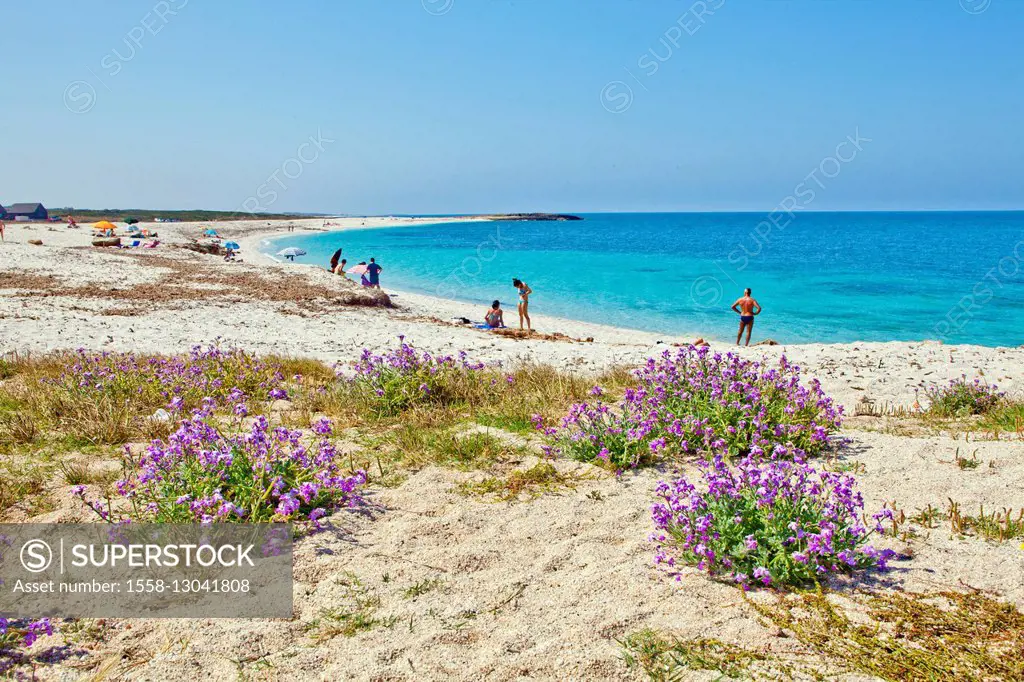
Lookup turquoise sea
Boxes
[265,212,1024,347]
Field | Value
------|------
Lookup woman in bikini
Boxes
[484,300,504,328]
[512,278,532,331]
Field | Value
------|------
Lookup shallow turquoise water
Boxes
[265,212,1024,346]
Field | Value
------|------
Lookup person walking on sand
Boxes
[512,278,532,331]
[0,219,5,242]
[367,257,383,289]
[731,288,762,346]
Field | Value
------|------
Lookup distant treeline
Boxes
[51,208,326,222]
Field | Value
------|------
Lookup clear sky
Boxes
[2,0,1022,214]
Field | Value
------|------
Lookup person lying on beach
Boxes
[731,287,762,346]
[512,278,532,331]
[485,300,505,328]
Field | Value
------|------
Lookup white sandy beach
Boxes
[2,217,1024,680]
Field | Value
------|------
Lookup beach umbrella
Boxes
[125,218,139,225]
[224,241,240,250]
[348,263,368,276]
[330,248,342,269]
[204,228,219,237]
[93,220,117,231]
[277,247,306,258]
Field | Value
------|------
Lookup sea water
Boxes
[265,212,1024,347]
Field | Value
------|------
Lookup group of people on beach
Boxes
[320,239,760,342]
[481,278,533,331]
[329,248,383,288]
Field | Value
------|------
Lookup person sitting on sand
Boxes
[335,259,347,275]
[485,300,505,328]
[731,287,762,346]
[512,278,532,332]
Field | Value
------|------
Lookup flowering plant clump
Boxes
[348,336,493,417]
[0,617,53,651]
[0,536,54,652]
[537,346,842,469]
[926,376,1004,417]
[74,399,365,526]
[48,345,289,414]
[651,453,896,589]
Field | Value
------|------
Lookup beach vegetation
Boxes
[307,573,396,641]
[536,346,843,470]
[370,426,528,472]
[73,405,365,526]
[652,454,896,590]
[625,588,1024,681]
[457,461,592,502]
[978,399,1024,436]
[331,338,627,428]
[0,458,50,516]
[926,376,1004,417]
[0,347,300,446]
[620,628,773,680]
[911,500,1024,542]
[749,589,1024,682]
[403,578,445,599]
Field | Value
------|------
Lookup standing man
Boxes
[731,288,762,346]
[367,257,383,289]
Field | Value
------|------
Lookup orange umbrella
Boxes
[93,221,117,231]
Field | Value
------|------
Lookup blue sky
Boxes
[2,1,1022,214]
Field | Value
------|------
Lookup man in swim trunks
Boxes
[731,288,761,346]
[367,257,383,289]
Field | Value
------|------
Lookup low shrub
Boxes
[0,617,53,651]
[926,376,1004,417]
[651,453,895,589]
[48,346,289,414]
[345,337,492,418]
[537,346,842,469]
[2,346,290,445]
[75,402,365,526]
